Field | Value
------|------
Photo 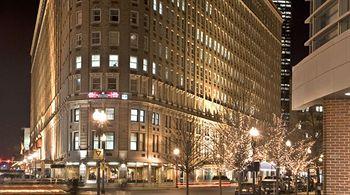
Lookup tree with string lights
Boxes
[210,114,252,195]
[162,118,208,195]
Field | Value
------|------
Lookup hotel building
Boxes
[29,0,282,184]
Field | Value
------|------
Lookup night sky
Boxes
[0,1,309,158]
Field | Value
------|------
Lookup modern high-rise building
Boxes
[273,0,292,124]
[29,0,282,184]
[293,0,350,194]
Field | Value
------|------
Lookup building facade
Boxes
[292,0,350,194]
[273,0,292,124]
[29,0,282,185]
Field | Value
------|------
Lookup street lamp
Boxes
[101,133,106,194]
[249,127,260,194]
[93,109,107,195]
[286,140,292,147]
[173,148,180,188]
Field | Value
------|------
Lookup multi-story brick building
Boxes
[29,0,282,184]
[293,0,350,194]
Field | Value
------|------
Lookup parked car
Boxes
[235,182,259,195]
[211,175,230,184]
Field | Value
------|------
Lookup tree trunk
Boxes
[186,170,190,195]
[219,170,222,195]
[238,171,243,195]
[276,166,280,195]
[294,176,298,195]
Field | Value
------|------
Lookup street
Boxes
[80,187,236,195]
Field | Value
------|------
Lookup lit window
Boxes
[130,33,138,48]
[109,9,120,23]
[73,108,80,122]
[73,132,79,150]
[153,0,157,11]
[152,62,156,75]
[76,56,82,69]
[139,110,145,122]
[130,133,138,151]
[92,131,99,149]
[108,32,119,47]
[159,2,163,14]
[105,132,115,150]
[91,31,101,46]
[143,59,148,72]
[109,55,119,68]
[75,77,81,92]
[152,112,160,125]
[131,109,138,122]
[106,108,115,120]
[91,9,101,23]
[91,55,100,67]
[130,56,138,69]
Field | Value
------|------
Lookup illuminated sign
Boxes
[88,91,129,100]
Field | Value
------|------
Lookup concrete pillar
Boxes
[324,99,350,194]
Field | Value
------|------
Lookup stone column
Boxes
[324,99,350,194]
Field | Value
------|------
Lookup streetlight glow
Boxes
[286,140,292,147]
[249,127,260,137]
[93,110,107,124]
[173,148,180,156]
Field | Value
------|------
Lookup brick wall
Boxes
[324,99,350,194]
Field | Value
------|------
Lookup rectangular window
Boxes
[106,108,115,120]
[130,33,138,48]
[92,9,101,23]
[152,62,156,75]
[73,108,80,122]
[91,31,101,46]
[143,59,148,72]
[91,77,101,90]
[107,77,117,90]
[76,56,82,69]
[139,133,145,151]
[75,77,81,91]
[130,56,138,69]
[144,36,149,51]
[159,2,163,14]
[109,9,120,23]
[109,31,120,46]
[130,11,139,26]
[152,135,159,152]
[131,109,138,122]
[152,112,159,125]
[92,131,99,149]
[76,11,82,26]
[73,132,79,150]
[153,0,157,11]
[105,132,115,150]
[130,133,138,151]
[130,78,138,93]
[109,55,119,67]
[76,33,82,48]
[139,110,145,122]
[91,55,100,67]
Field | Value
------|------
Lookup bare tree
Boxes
[162,118,208,195]
[211,115,252,195]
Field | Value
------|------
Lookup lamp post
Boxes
[249,127,260,194]
[101,133,106,194]
[93,109,107,195]
[173,148,180,188]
